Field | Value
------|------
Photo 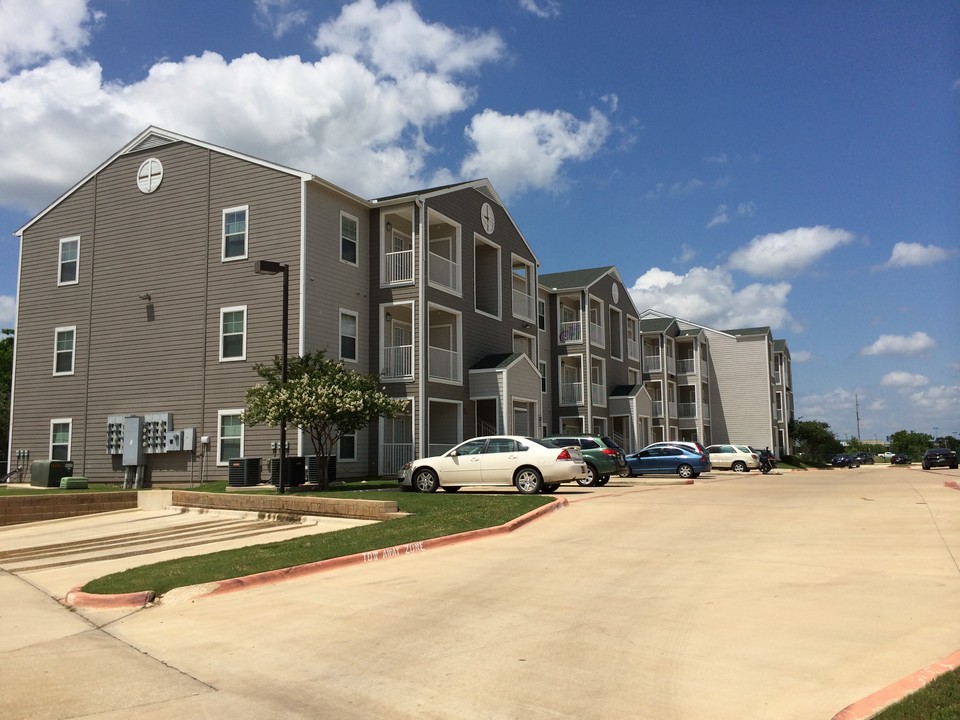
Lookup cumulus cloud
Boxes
[519,0,561,18]
[0,295,15,325]
[860,332,936,356]
[726,226,855,278]
[791,350,812,362]
[628,266,797,331]
[909,384,960,416]
[254,0,309,38]
[460,107,611,197]
[796,387,857,418]
[0,0,616,210]
[880,371,929,388]
[0,0,101,78]
[876,241,955,270]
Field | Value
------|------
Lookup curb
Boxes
[831,649,960,720]
[945,481,959,490]
[65,496,569,609]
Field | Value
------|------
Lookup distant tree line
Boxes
[788,417,957,465]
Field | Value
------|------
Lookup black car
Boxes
[852,452,875,465]
[921,448,958,470]
[890,453,910,465]
[831,454,860,468]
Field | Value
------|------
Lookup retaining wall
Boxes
[0,492,138,527]
[170,491,400,520]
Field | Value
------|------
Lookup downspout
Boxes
[416,197,426,459]
[583,290,592,433]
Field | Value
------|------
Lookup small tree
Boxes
[791,419,843,463]
[244,351,408,488]
[889,429,933,459]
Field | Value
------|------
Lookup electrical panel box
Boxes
[106,415,125,455]
[142,412,173,454]
[165,430,183,452]
[182,427,196,452]
[122,415,144,466]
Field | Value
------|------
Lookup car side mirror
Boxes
[448,449,458,457]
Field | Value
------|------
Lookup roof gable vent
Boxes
[125,132,176,154]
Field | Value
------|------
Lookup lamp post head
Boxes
[254,260,285,275]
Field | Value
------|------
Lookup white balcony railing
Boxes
[512,290,536,322]
[560,382,584,406]
[701,360,709,378]
[678,402,697,418]
[429,346,462,382]
[627,338,640,360]
[428,252,461,293]
[559,321,582,344]
[677,358,695,375]
[382,345,413,380]
[591,382,605,406]
[644,355,662,372]
[382,442,414,475]
[384,249,414,284]
[651,400,664,417]
[589,321,603,346]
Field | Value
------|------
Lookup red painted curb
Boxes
[945,480,959,490]
[65,586,155,609]
[831,649,960,720]
[67,496,569,607]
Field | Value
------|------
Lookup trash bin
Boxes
[31,460,74,488]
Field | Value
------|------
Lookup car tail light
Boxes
[601,448,618,455]
[557,448,572,461]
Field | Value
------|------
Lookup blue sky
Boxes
[1,0,957,442]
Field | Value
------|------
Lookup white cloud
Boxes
[460,107,611,197]
[796,387,857,419]
[0,295,15,325]
[880,371,929,388]
[674,244,696,264]
[628,266,796,331]
[860,332,936,357]
[706,204,728,228]
[737,201,757,217]
[877,241,954,270]
[0,0,101,78]
[909,384,960,417]
[703,152,727,164]
[727,226,855,278]
[519,0,561,18]
[254,0,309,38]
[791,350,812,362]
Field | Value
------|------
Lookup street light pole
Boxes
[254,260,289,495]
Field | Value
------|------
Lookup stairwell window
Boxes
[218,410,244,465]
[340,309,358,362]
[50,419,72,460]
[222,206,248,260]
[220,307,246,361]
[341,211,358,265]
[59,237,79,285]
[54,326,75,375]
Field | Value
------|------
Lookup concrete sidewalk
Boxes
[2,467,959,719]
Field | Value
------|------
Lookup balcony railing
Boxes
[512,290,536,322]
[627,338,639,360]
[428,252,461,293]
[701,360,709,378]
[382,442,413,475]
[644,355,662,372]
[589,321,603,346]
[382,345,413,380]
[559,321,582,344]
[383,249,414,284]
[560,382,584,406]
[428,346,462,382]
[677,358,696,375]
[591,382,605,406]
[678,402,697,418]
[651,400,664,417]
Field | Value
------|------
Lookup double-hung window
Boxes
[50,419,72,460]
[338,432,356,462]
[340,211,358,265]
[220,307,246,361]
[54,326,76,375]
[223,206,249,260]
[340,310,358,362]
[59,237,79,285]
[218,410,244,464]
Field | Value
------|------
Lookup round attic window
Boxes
[612,283,619,303]
[137,158,163,194]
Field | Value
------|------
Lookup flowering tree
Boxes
[243,351,408,488]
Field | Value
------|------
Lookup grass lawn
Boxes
[871,667,960,720]
[81,480,553,597]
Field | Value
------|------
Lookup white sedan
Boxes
[398,436,589,494]
[705,444,760,472]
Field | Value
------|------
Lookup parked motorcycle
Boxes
[753,447,776,474]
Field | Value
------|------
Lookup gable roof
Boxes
[539,266,621,292]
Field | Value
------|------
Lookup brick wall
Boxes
[171,491,400,520]
[0,492,138,526]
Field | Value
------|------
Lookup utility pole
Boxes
[855,394,861,442]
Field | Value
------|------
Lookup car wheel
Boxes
[922,463,929,470]
[514,467,543,495]
[577,463,599,487]
[542,483,561,493]
[413,468,439,493]
[677,464,694,479]
[732,461,747,473]
[598,474,610,486]
[441,486,461,493]
[952,464,958,470]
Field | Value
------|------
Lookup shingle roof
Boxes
[539,266,616,291]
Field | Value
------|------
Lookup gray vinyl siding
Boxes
[707,332,774,447]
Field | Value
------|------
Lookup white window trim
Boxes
[339,308,359,363]
[340,210,359,267]
[610,306,623,361]
[473,235,502,320]
[589,295,606,350]
[49,418,72,461]
[337,432,357,463]
[427,302,463,386]
[53,325,76,376]
[219,306,247,362]
[426,209,462,298]
[222,205,249,262]
[58,236,80,287]
[217,409,245,466]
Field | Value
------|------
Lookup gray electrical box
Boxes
[106,414,125,455]
[165,430,183,452]
[143,412,173,454]
[182,427,196,452]
[122,415,144,466]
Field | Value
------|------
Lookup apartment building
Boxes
[10,127,540,484]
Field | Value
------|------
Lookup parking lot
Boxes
[2,465,959,719]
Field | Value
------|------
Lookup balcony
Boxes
[513,289,536,323]
[560,382,584,406]
[627,338,639,360]
[429,252,461,293]
[678,402,697,418]
[644,355,662,372]
[677,358,696,375]
[651,400,664,417]
[382,442,413,475]
[559,321,583,344]
[382,345,413,380]
[591,382,605,406]
[429,346,462,382]
[383,249,414,285]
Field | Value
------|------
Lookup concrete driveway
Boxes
[2,466,959,719]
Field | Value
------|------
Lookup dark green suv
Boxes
[543,435,627,486]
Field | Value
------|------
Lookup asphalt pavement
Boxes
[2,465,959,719]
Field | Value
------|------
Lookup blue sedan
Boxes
[625,445,711,479]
